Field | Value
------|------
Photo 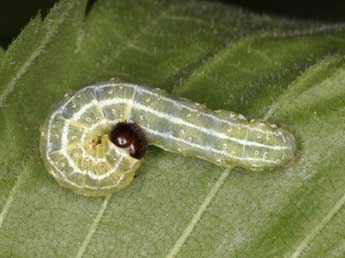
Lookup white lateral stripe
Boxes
[72,99,99,120]
[142,126,280,165]
[61,121,69,147]
[135,102,287,150]
[46,82,280,158]
[97,156,123,180]
[52,166,126,190]
[97,98,288,151]
[101,83,275,134]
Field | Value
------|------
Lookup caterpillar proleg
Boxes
[40,82,296,196]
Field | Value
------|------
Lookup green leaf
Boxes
[0,0,345,257]
[0,47,4,63]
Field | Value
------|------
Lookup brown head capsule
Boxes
[109,122,148,159]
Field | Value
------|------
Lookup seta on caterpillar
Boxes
[40,82,296,196]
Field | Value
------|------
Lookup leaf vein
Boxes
[290,191,345,258]
[165,167,232,258]
[0,164,30,228]
[74,194,111,258]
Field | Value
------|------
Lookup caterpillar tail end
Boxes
[278,128,297,167]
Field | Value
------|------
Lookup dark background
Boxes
[1,0,345,48]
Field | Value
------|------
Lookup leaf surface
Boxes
[0,1,345,258]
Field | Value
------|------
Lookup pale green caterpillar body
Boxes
[40,82,296,196]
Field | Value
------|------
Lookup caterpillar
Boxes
[40,82,296,196]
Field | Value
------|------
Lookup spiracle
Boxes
[40,82,296,196]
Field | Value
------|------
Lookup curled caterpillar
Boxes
[40,82,296,196]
